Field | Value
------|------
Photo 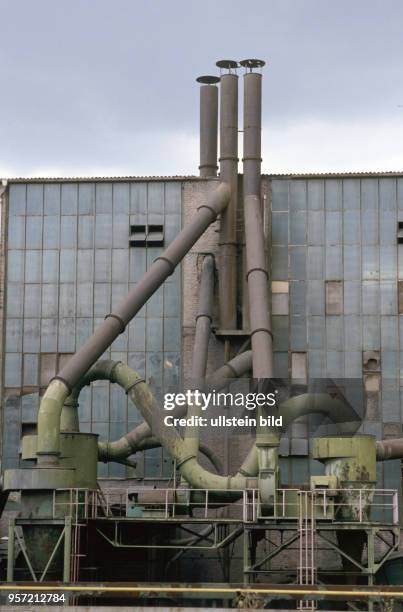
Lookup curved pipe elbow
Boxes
[279,393,361,434]
[37,379,70,460]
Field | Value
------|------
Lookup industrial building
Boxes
[0,59,403,609]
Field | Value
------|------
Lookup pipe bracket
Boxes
[199,164,219,170]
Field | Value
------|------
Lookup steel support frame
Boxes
[242,522,400,587]
[94,518,244,551]
[6,516,72,583]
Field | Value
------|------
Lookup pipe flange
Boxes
[124,377,145,395]
[195,313,212,323]
[175,453,197,469]
[50,375,72,394]
[242,156,263,162]
[219,156,239,162]
[246,266,268,280]
[104,313,125,334]
[250,327,274,340]
[196,203,219,217]
[154,256,175,275]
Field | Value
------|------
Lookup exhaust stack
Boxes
[217,60,239,331]
[241,58,273,378]
[197,75,220,178]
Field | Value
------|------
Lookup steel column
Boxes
[6,518,15,582]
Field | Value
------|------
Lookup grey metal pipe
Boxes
[218,68,238,330]
[241,62,272,379]
[244,195,273,378]
[190,254,215,382]
[184,254,215,456]
[279,393,362,433]
[36,182,230,461]
[197,76,219,177]
[242,70,262,198]
[376,438,403,461]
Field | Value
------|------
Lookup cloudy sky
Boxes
[1,0,403,178]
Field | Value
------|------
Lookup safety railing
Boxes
[52,486,399,525]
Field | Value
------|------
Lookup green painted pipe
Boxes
[97,351,252,462]
[104,361,257,491]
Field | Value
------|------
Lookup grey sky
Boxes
[1,0,403,177]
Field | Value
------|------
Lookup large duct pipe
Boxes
[376,438,403,461]
[280,393,362,433]
[241,59,272,379]
[241,60,264,198]
[217,60,239,330]
[184,254,215,457]
[105,361,257,492]
[197,76,219,178]
[97,350,252,461]
[37,183,230,462]
[244,195,273,378]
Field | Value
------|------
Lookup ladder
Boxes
[298,490,316,611]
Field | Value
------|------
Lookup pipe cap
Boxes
[240,58,266,69]
[196,75,220,84]
[216,60,238,69]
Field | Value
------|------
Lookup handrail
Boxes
[51,487,399,526]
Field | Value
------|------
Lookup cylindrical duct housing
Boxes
[217,62,239,330]
[197,76,219,178]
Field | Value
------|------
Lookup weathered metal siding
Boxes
[2,181,182,478]
[271,176,403,488]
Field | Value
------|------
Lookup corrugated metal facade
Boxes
[271,176,403,488]
[1,174,403,491]
[2,181,182,478]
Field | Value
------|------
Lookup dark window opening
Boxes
[130,224,164,246]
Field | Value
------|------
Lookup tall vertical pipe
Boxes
[217,60,239,330]
[242,62,263,198]
[241,59,272,379]
[184,254,215,457]
[197,76,219,178]
[241,59,277,505]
